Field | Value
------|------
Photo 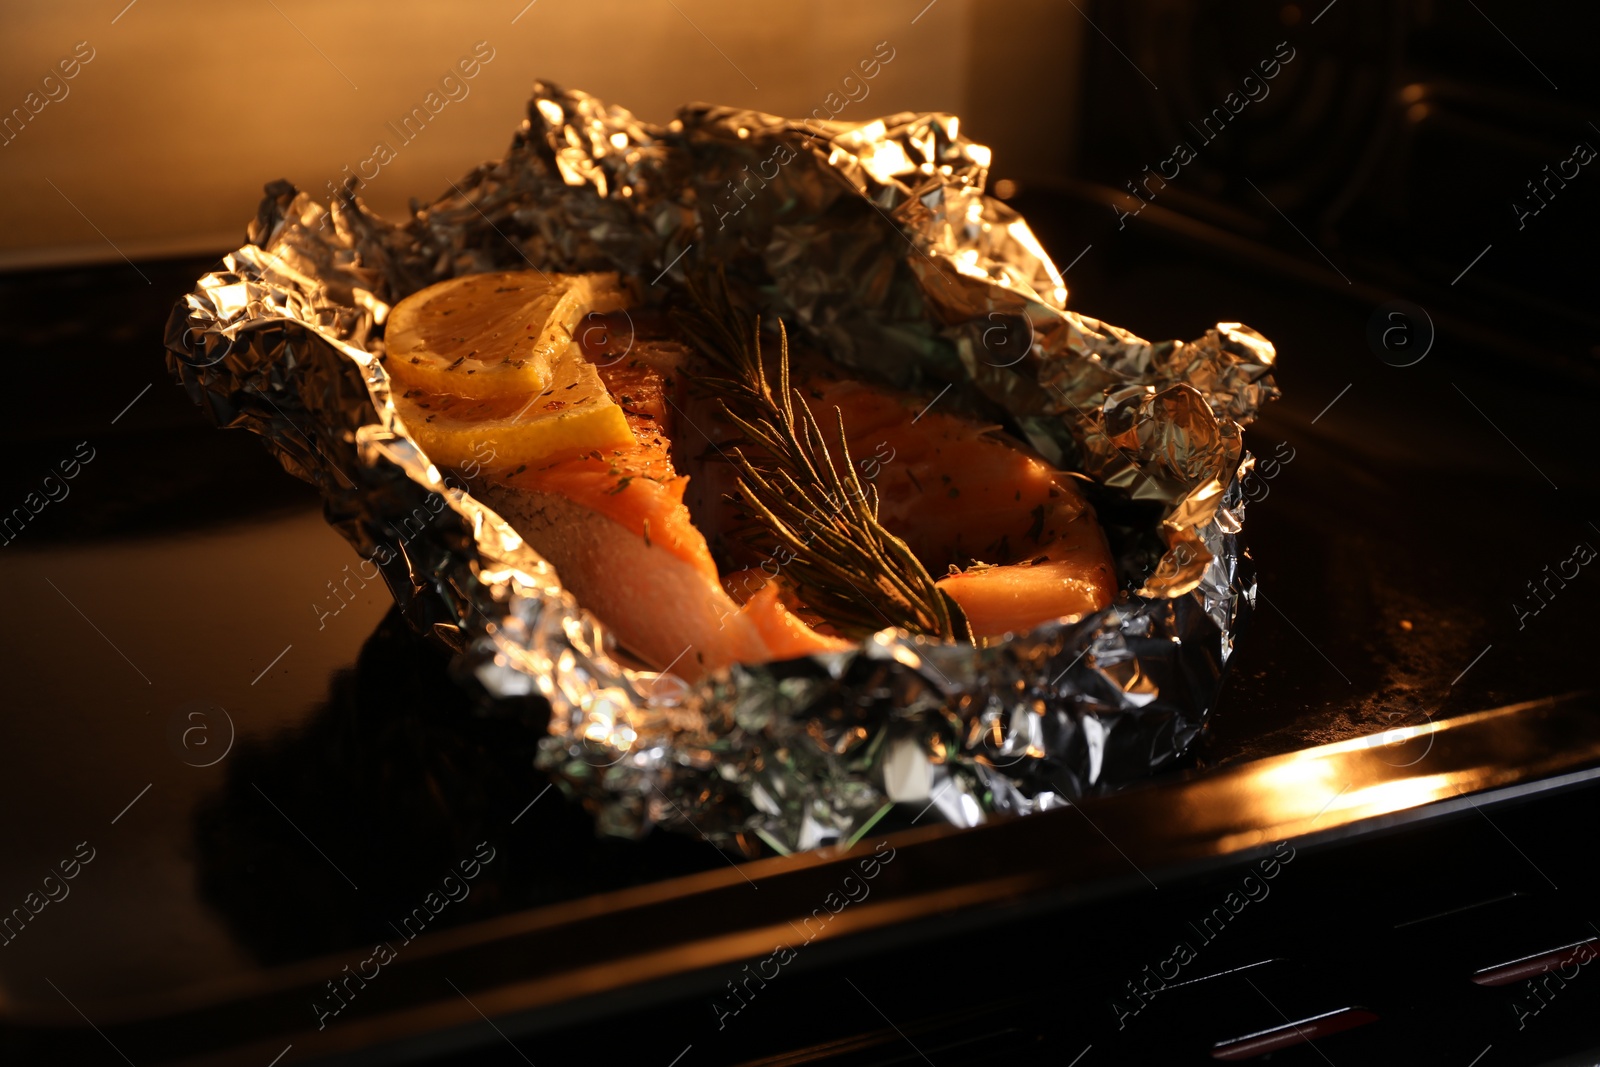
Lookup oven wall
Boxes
[0,1,1080,270]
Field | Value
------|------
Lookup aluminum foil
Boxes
[166,81,1277,855]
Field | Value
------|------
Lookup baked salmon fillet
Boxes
[681,351,1116,642]
[738,369,1115,639]
[388,273,1116,680]
[472,338,851,680]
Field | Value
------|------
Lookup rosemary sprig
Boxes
[675,271,971,642]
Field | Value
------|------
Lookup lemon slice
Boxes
[394,345,634,471]
[385,270,631,400]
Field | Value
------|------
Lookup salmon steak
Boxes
[387,273,1117,681]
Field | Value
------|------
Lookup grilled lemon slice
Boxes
[385,270,630,400]
[394,344,634,471]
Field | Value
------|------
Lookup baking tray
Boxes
[2,188,1594,1064]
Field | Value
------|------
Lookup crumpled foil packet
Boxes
[165,81,1277,854]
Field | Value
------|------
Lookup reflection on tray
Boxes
[192,607,727,968]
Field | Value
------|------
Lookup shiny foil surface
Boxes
[166,82,1278,854]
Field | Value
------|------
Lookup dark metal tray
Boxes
[2,187,1593,1064]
